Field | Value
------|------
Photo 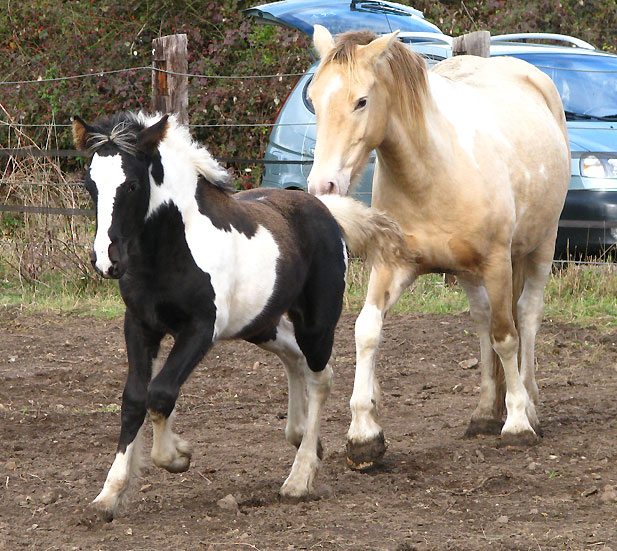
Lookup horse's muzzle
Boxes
[90,248,125,279]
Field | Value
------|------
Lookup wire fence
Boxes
[2,61,617,267]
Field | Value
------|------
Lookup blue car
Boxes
[247,2,617,257]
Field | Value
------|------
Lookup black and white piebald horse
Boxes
[72,111,411,520]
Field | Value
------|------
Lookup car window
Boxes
[509,52,617,120]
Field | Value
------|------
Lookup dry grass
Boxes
[0,118,96,293]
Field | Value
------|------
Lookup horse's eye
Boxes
[126,182,138,193]
[354,97,367,111]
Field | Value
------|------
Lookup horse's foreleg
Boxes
[147,321,213,473]
[347,264,416,470]
[484,255,539,446]
[457,276,505,437]
[91,312,162,521]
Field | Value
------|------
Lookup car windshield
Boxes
[511,52,617,120]
[267,3,440,35]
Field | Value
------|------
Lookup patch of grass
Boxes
[544,263,617,329]
[2,257,615,329]
[1,270,124,319]
[345,260,469,315]
[345,259,617,330]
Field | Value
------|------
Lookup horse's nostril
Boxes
[108,243,120,264]
[327,181,338,194]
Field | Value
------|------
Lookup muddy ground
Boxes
[1,305,617,550]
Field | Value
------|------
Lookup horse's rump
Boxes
[427,55,570,256]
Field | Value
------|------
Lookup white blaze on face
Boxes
[308,73,352,196]
[89,153,126,274]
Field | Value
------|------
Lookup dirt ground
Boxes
[1,305,617,551]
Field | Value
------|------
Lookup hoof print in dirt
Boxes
[465,418,504,437]
[346,433,387,471]
[498,430,541,448]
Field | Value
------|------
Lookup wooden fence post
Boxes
[452,30,490,57]
[152,34,189,124]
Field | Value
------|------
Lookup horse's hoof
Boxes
[162,457,191,473]
[346,432,387,471]
[465,418,504,437]
[154,438,192,473]
[498,429,540,448]
[83,500,115,524]
[279,478,311,502]
[278,488,309,504]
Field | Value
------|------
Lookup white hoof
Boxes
[279,454,320,500]
[152,435,193,473]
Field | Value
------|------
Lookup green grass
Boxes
[345,260,617,330]
[345,261,469,314]
[1,258,615,330]
[0,272,124,319]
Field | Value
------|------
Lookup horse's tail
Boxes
[318,195,417,267]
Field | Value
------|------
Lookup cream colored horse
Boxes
[308,26,570,469]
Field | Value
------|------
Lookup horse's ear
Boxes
[359,30,400,64]
[72,116,94,151]
[313,25,335,59]
[137,114,169,154]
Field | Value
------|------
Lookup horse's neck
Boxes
[377,73,457,197]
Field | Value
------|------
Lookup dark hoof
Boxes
[78,502,114,526]
[163,461,190,474]
[346,433,387,471]
[278,491,310,504]
[498,429,540,448]
[465,418,504,437]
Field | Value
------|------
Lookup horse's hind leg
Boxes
[457,276,505,437]
[280,362,333,499]
[347,263,417,470]
[483,252,539,446]
[91,312,163,521]
[516,236,556,430]
[258,315,332,499]
[256,317,309,451]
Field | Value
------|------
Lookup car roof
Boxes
[245,0,442,36]
[400,32,617,60]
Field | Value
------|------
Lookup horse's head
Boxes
[73,113,169,279]
[307,26,401,197]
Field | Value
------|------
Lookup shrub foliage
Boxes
[1,0,615,168]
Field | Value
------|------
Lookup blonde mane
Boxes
[316,31,430,128]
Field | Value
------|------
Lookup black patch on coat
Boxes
[194,176,258,237]
[148,149,165,186]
